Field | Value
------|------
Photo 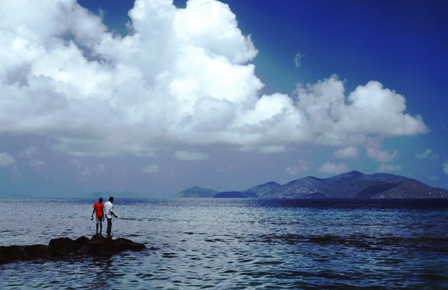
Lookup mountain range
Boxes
[175,171,448,199]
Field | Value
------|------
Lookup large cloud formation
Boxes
[0,0,426,157]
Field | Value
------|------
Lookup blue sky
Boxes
[0,0,447,197]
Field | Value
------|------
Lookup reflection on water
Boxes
[1,198,448,288]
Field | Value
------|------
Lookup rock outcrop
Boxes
[0,235,146,265]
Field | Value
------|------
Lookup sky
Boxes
[0,0,447,198]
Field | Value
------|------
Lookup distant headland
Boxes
[175,171,448,199]
[0,190,141,199]
[83,191,140,199]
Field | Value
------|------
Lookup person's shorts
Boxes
[96,216,103,224]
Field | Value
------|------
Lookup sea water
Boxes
[0,198,447,289]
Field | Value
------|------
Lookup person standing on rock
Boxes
[104,196,118,238]
[91,197,104,236]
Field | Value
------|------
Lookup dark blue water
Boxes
[1,198,448,289]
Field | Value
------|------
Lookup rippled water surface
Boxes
[1,198,448,289]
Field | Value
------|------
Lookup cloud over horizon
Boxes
[0,0,427,161]
[318,162,349,174]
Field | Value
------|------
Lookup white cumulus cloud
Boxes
[29,159,46,170]
[143,163,160,173]
[293,78,426,147]
[334,146,359,159]
[285,159,314,175]
[174,151,210,161]
[318,162,348,174]
[294,52,305,68]
[259,145,286,153]
[18,146,39,158]
[70,159,91,176]
[0,0,427,159]
[378,163,401,172]
[415,149,439,159]
[365,137,397,162]
[0,152,15,167]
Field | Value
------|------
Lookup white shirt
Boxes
[104,201,114,219]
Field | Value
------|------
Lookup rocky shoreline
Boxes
[0,235,147,265]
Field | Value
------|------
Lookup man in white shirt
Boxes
[104,196,118,238]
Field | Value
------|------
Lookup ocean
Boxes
[1,198,447,289]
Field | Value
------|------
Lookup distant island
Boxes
[82,191,140,199]
[0,193,35,199]
[175,171,448,199]
[175,186,219,198]
[0,190,142,199]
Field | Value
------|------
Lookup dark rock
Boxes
[0,250,12,264]
[24,244,49,259]
[83,237,142,255]
[3,245,27,260]
[74,236,90,249]
[49,237,76,256]
[0,236,146,265]
[58,243,78,256]
[115,238,146,251]
[0,244,50,264]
